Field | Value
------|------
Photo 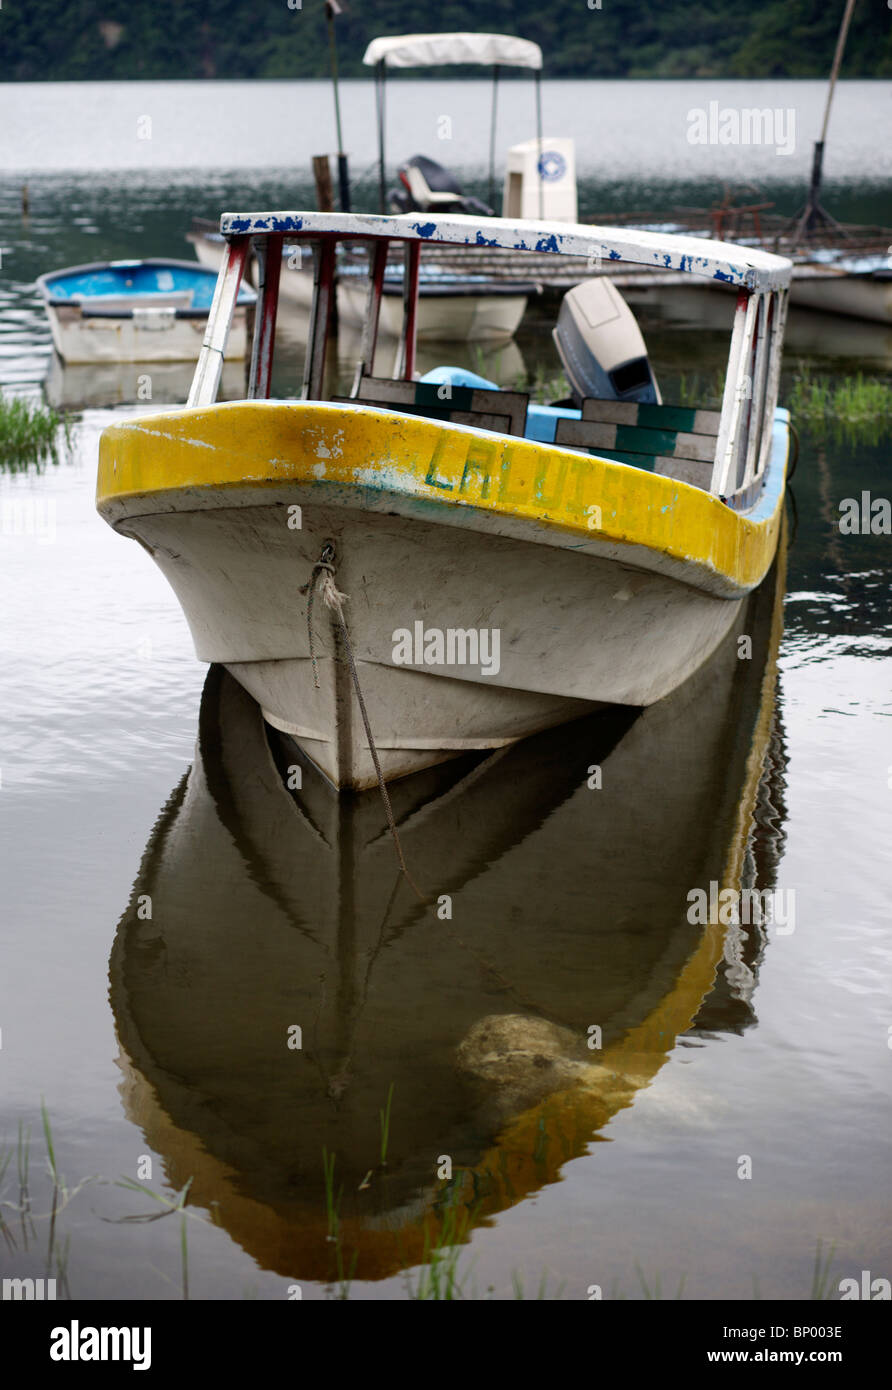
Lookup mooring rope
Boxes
[303,545,426,902]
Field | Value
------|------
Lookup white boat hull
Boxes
[338,279,528,342]
[191,233,526,341]
[278,264,528,342]
[112,489,743,789]
[45,301,251,364]
[789,268,892,325]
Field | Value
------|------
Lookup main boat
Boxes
[97,210,793,790]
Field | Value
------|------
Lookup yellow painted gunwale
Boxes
[97,400,787,593]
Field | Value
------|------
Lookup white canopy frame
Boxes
[362,32,545,218]
[197,211,792,503]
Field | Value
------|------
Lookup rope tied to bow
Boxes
[303,544,425,902]
[304,546,348,691]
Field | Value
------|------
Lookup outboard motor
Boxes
[552,278,660,407]
[389,155,495,218]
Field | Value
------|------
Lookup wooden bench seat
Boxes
[554,398,720,491]
[333,377,529,437]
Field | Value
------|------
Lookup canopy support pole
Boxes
[393,240,420,381]
[248,234,282,399]
[711,289,758,497]
[187,235,249,409]
[351,239,389,395]
[302,239,336,401]
[376,60,387,215]
[535,68,544,221]
[488,64,499,212]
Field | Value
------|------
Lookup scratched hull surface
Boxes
[109,545,783,1280]
[98,403,788,789]
[45,302,251,364]
[121,496,740,787]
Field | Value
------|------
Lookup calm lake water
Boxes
[0,80,890,1301]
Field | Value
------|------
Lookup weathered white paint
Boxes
[44,302,250,364]
[789,267,892,325]
[113,490,749,788]
[220,211,793,293]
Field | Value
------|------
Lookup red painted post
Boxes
[402,240,421,381]
[304,237,337,400]
[251,234,283,399]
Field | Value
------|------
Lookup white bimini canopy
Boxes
[362,33,543,71]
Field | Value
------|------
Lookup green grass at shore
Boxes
[787,369,892,441]
[0,394,72,471]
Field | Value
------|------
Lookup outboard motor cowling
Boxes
[553,278,660,407]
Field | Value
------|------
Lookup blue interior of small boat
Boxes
[43,261,255,308]
[419,365,581,444]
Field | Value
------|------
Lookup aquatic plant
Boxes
[675,367,726,410]
[810,1237,838,1302]
[0,1106,853,1301]
[786,369,892,443]
[407,1197,476,1301]
[513,360,571,405]
[320,1149,358,1299]
[378,1082,395,1166]
[0,394,73,471]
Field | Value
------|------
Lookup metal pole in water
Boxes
[786,0,857,246]
[488,64,499,213]
[376,60,387,215]
[326,0,351,212]
[535,68,544,221]
[820,0,858,147]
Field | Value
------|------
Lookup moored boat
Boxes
[788,252,892,326]
[97,210,793,790]
[38,257,256,364]
[188,219,535,342]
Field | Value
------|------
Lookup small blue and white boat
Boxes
[37,258,256,364]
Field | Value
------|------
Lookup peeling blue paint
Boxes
[213,211,791,292]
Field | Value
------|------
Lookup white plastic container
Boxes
[502,138,578,222]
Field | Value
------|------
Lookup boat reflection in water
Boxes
[109,539,787,1282]
[44,351,247,411]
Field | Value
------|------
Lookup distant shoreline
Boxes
[1,76,890,85]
